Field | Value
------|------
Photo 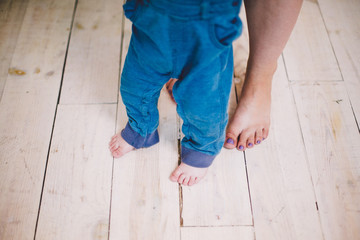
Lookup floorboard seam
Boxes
[32,0,79,238]
[286,64,326,240]
[108,5,126,239]
[316,0,345,83]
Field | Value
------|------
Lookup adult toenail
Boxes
[257,140,261,144]
[248,143,253,147]
[239,145,244,150]
[226,138,234,144]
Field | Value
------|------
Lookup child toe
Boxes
[170,167,183,182]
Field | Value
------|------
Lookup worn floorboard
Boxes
[35,104,115,240]
[60,0,123,104]
[0,0,359,239]
[0,0,76,239]
[283,0,342,81]
[293,82,360,240]
[0,0,29,101]
[318,0,360,128]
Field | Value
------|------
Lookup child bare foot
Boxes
[109,132,134,158]
[224,66,275,151]
[170,163,208,186]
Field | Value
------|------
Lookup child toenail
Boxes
[239,145,244,150]
[226,138,234,144]
[248,143,253,147]
[257,140,261,144]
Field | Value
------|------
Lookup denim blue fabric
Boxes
[121,0,242,167]
[121,122,159,148]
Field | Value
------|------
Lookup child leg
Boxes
[170,47,234,185]
[109,37,170,157]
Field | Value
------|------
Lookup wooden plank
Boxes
[109,19,180,239]
[181,83,252,227]
[60,0,123,104]
[283,0,342,81]
[240,58,323,240]
[109,87,181,240]
[35,104,116,239]
[293,81,360,240]
[181,226,254,240]
[0,0,29,100]
[317,0,360,128]
[0,0,75,239]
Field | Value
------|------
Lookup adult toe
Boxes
[224,127,241,149]
[255,129,263,145]
[224,132,237,149]
[237,130,251,151]
[246,134,255,148]
[238,129,255,149]
[263,127,269,140]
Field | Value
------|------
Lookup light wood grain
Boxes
[0,0,75,239]
[60,0,123,104]
[0,0,29,100]
[109,19,180,239]
[35,104,116,240]
[238,58,323,240]
[317,0,360,128]
[283,0,342,81]
[181,226,254,240]
[293,82,360,240]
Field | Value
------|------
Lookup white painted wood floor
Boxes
[0,0,359,239]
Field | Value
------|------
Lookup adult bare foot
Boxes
[224,65,275,151]
[109,132,134,158]
[170,162,208,186]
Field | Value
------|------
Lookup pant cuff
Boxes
[121,122,159,149]
[181,146,216,168]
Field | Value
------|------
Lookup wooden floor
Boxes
[0,0,359,239]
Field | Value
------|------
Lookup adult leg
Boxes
[224,0,303,150]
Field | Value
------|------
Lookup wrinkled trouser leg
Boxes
[121,0,241,167]
[120,37,170,148]
[173,47,234,168]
